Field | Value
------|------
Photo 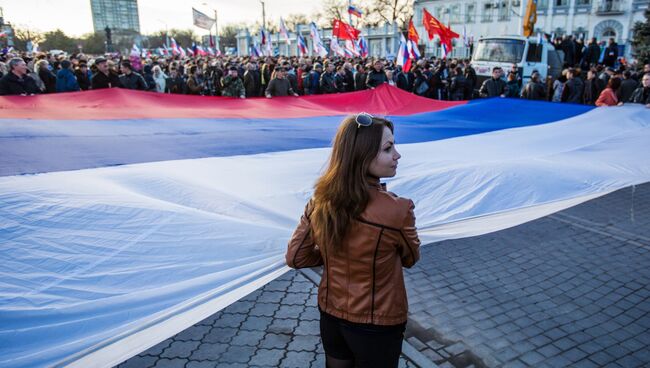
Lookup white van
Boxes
[470,36,563,88]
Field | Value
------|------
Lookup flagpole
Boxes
[348,0,352,26]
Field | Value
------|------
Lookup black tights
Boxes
[326,355,354,368]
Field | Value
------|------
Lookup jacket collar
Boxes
[367,176,386,191]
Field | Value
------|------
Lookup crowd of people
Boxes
[0,42,648,107]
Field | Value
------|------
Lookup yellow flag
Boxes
[523,0,537,37]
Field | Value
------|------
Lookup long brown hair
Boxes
[311,115,394,252]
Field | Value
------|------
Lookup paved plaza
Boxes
[119,183,650,368]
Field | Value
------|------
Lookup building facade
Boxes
[414,0,648,58]
[90,0,141,34]
[235,23,400,58]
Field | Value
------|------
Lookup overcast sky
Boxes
[1,0,323,36]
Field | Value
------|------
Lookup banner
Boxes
[1,86,649,368]
[192,8,215,30]
[332,19,361,41]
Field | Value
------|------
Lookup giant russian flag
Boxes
[1,86,649,367]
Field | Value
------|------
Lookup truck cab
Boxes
[470,36,563,88]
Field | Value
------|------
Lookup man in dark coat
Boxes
[0,58,41,95]
[118,61,148,90]
[366,60,388,88]
[603,38,618,68]
[561,68,584,103]
[243,62,262,97]
[265,67,299,98]
[627,73,650,107]
[334,65,348,93]
[91,57,122,89]
[396,65,414,93]
[75,62,92,90]
[319,62,337,94]
[343,63,355,92]
[583,38,601,67]
[479,67,506,98]
[521,71,547,100]
[618,70,639,103]
[449,66,469,100]
[354,64,367,91]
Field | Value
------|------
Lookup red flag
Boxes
[332,19,361,41]
[407,19,420,44]
[422,9,459,52]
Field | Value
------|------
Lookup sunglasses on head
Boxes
[355,112,374,128]
[352,112,374,150]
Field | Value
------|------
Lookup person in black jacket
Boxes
[366,60,388,88]
[142,64,156,92]
[118,61,148,90]
[449,66,469,100]
[320,63,337,94]
[334,65,348,93]
[36,60,56,93]
[479,67,506,98]
[91,57,122,89]
[583,38,601,67]
[583,68,604,105]
[618,70,639,103]
[75,62,91,90]
[0,58,41,95]
[603,38,618,68]
[354,64,367,91]
[626,73,650,107]
[243,62,261,97]
[561,68,584,103]
[395,65,414,93]
[521,71,547,100]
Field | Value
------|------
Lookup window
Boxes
[555,0,568,6]
[450,4,461,23]
[498,1,510,20]
[435,6,445,19]
[537,0,549,8]
[473,38,526,63]
[576,0,590,4]
[526,43,543,62]
[482,3,494,21]
[466,3,476,22]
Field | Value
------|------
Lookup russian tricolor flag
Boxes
[348,5,363,18]
[1,87,649,367]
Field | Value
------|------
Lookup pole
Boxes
[260,1,266,32]
[348,0,352,25]
[214,9,220,52]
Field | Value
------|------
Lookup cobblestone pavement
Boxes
[119,183,649,368]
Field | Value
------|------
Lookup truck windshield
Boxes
[473,39,526,64]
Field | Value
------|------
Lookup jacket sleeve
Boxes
[286,200,323,269]
[398,199,421,268]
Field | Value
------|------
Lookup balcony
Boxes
[596,0,624,14]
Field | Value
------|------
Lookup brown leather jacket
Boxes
[286,182,421,325]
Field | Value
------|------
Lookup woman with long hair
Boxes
[286,113,421,368]
[595,77,622,106]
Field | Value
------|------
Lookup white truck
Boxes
[470,36,564,88]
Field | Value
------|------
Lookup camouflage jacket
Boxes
[221,75,245,97]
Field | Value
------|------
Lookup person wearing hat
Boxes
[91,57,122,89]
[56,59,80,93]
[221,66,246,98]
[265,66,299,98]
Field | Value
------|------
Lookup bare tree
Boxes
[13,27,45,51]
[368,0,414,30]
[284,13,309,30]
